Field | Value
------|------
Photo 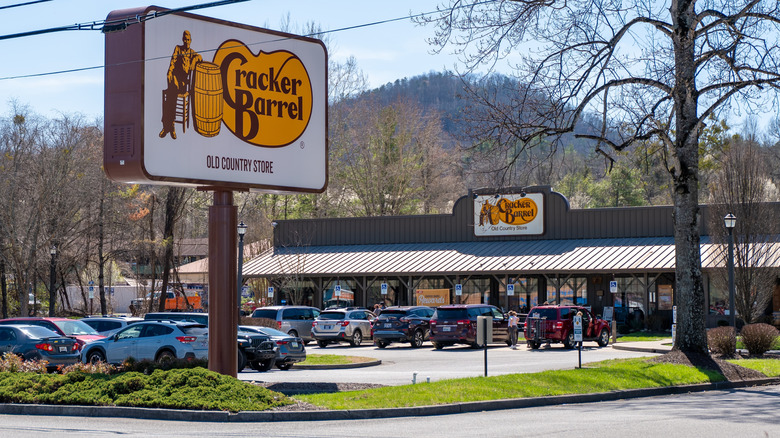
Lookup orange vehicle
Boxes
[132,290,202,312]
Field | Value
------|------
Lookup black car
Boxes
[373,306,435,348]
[0,325,80,371]
[143,312,275,372]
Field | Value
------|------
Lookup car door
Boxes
[0,327,16,355]
[136,323,173,360]
[107,324,143,363]
[491,307,509,341]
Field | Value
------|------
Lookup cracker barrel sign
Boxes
[103,7,327,192]
[473,192,545,236]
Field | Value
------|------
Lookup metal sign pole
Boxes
[483,317,488,377]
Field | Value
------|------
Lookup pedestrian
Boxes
[508,310,519,349]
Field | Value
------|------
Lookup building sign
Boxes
[473,192,544,236]
[416,289,450,307]
[103,6,327,192]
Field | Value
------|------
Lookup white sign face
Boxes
[140,11,327,191]
[609,281,618,293]
[267,286,274,298]
[507,284,515,296]
[474,193,544,236]
[334,285,341,297]
[455,284,462,296]
[573,316,583,342]
[380,283,388,295]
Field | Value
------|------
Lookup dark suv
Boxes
[143,312,276,371]
[524,305,611,349]
[429,304,510,349]
[373,306,435,348]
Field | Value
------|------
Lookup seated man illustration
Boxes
[159,30,202,139]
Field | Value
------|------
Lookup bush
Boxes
[740,323,780,356]
[707,326,736,357]
[0,353,49,374]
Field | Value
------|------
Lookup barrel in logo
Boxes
[192,62,223,137]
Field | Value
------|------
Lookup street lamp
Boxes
[237,221,247,315]
[724,214,736,328]
[49,244,57,317]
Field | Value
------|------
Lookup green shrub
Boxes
[0,353,49,374]
[740,323,780,356]
[120,357,209,374]
[707,326,736,357]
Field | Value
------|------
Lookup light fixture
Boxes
[724,213,736,229]
[237,221,247,236]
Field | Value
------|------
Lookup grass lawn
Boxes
[736,338,780,351]
[727,358,780,377]
[616,332,671,342]
[296,357,724,410]
[298,354,376,366]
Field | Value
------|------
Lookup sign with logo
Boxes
[473,192,544,236]
[267,286,274,298]
[609,281,618,293]
[507,284,515,296]
[104,6,327,192]
[380,283,388,295]
[416,289,450,307]
[573,315,583,342]
[334,285,341,297]
[455,284,462,296]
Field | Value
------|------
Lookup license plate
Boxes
[442,326,452,332]
[292,342,298,348]
[384,323,392,328]
[59,346,67,352]
[324,325,332,330]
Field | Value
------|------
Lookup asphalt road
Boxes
[238,340,657,385]
[1,385,777,437]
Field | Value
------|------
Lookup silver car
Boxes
[311,308,375,347]
[81,321,208,364]
[250,306,320,343]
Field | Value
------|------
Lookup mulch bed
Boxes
[649,350,768,381]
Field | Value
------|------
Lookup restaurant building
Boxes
[243,186,780,329]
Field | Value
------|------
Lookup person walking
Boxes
[508,310,520,349]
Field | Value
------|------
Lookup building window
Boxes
[548,276,586,306]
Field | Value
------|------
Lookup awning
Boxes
[242,236,780,277]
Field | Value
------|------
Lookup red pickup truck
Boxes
[524,305,611,349]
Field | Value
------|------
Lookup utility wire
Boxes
[0,0,52,11]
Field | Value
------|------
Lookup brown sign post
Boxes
[103,6,327,377]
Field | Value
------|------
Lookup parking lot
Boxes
[237,341,659,386]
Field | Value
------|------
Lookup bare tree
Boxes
[419,0,780,355]
[708,140,780,323]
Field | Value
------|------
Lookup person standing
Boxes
[508,310,520,349]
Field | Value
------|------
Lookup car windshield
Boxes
[377,309,406,319]
[318,311,346,320]
[20,326,61,339]
[54,320,100,336]
[432,309,467,320]
[251,309,277,319]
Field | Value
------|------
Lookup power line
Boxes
[0,0,53,11]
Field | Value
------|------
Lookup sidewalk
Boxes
[611,339,673,354]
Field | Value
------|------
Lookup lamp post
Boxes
[724,214,736,328]
[237,221,247,315]
[49,244,57,317]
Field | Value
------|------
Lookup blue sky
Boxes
[0,0,477,120]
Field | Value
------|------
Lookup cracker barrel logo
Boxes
[478,197,538,226]
[159,32,313,147]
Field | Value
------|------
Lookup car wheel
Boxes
[237,348,247,372]
[563,332,575,349]
[597,328,610,347]
[277,363,293,370]
[350,330,363,347]
[376,340,388,349]
[288,330,299,338]
[87,350,106,364]
[410,330,424,348]
[156,350,175,363]
[317,340,328,348]
[433,342,444,350]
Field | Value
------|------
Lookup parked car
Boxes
[239,325,306,370]
[81,316,143,336]
[429,304,510,349]
[249,306,320,343]
[373,305,435,348]
[81,321,209,365]
[0,317,105,351]
[0,325,80,371]
[524,305,611,349]
[143,312,275,372]
[311,308,375,347]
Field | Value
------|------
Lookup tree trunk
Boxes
[98,191,107,315]
[158,187,185,312]
[670,0,708,355]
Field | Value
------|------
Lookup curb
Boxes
[1,378,777,422]
[292,360,381,370]
[611,344,671,354]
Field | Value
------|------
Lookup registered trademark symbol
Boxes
[300,141,305,149]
